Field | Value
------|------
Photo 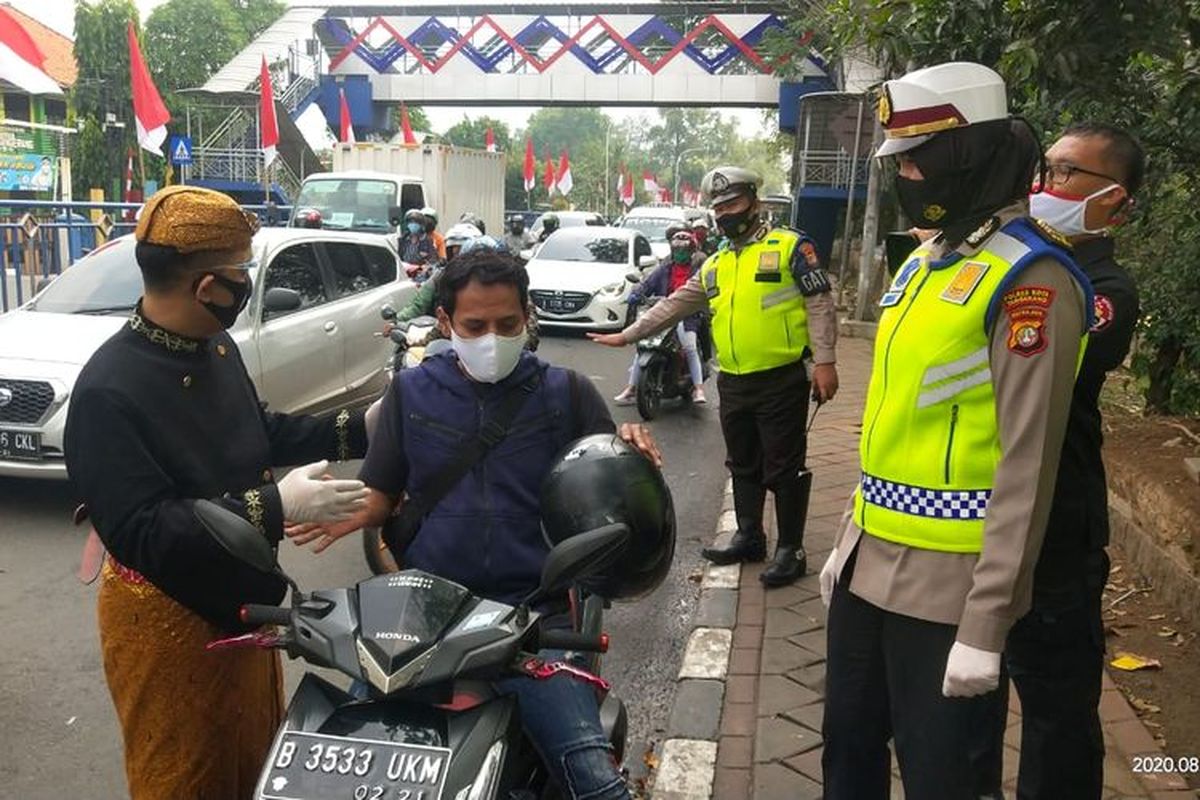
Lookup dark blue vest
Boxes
[397,351,576,604]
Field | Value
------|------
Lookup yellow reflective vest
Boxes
[853,217,1091,553]
[699,229,816,375]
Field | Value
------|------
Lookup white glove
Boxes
[941,641,1002,698]
[819,547,839,608]
[364,397,384,442]
[277,460,369,524]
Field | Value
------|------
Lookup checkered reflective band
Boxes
[860,473,991,520]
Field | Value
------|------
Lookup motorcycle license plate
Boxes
[0,429,40,460]
[259,731,450,800]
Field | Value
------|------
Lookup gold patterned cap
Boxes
[135,185,258,254]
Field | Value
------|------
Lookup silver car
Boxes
[0,228,416,479]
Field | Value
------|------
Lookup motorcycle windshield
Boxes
[358,571,473,674]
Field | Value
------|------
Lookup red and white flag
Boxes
[485,126,496,153]
[399,103,417,146]
[523,138,536,192]
[0,7,60,96]
[616,167,625,196]
[643,170,659,196]
[555,150,573,196]
[128,23,170,156]
[621,168,635,207]
[338,88,355,143]
[660,187,673,204]
[259,57,279,166]
[543,154,556,193]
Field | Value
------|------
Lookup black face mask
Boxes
[715,207,758,240]
[196,272,252,329]
[896,171,965,229]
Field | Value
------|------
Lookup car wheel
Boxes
[363,527,400,575]
[636,361,664,421]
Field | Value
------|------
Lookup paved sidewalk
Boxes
[654,335,1197,799]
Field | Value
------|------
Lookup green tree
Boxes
[228,0,286,42]
[443,115,511,152]
[523,107,616,213]
[769,0,1200,414]
[145,0,245,95]
[73,0,140,197]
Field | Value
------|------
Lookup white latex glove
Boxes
[364,397,383,442]
[277,460,369,524]
[941,641,1002,698]
[819,547,839,608]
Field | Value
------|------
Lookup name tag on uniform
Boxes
[940,261,989,305]
[755,250,782,282]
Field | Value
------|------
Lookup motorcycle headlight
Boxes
[597,281,624,298]
[454,741,505,800]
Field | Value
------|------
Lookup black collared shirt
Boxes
[1035,235,1139,596]
[65,306,367,631]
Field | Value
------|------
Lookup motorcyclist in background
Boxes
[504,214,535,257]
[400,208,438,272]
[531,213,560,257]
[612,229,709,405]
[421,206,447,260]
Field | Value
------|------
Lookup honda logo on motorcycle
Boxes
[0,388,11,407]
[374,631,420,643]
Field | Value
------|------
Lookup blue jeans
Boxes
[495,649,630,800]
[628,322,704,388]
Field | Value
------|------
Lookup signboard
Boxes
[168,135,193,166]
[0,152,57,192]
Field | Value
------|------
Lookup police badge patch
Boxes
[1002,286,1055,357]
[940,261,989,305]
[1091,295,1115,332]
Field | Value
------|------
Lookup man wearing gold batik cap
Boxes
[64,186,371,799]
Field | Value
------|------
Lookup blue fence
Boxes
[0,199,292,312]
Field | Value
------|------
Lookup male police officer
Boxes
[975,122,1143,800]
[591,166,838,587]
[818,63,1093,798]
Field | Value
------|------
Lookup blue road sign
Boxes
[168,135,193,166]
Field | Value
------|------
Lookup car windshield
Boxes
[28,240,143,314]
[536,235,629,264]
[293,179,397,231]
[621,217,679,242]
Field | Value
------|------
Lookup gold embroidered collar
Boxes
[129,304,205,354]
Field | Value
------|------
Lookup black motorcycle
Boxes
[196,500,629,800]
[627,277,710,421]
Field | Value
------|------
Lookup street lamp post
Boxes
[673,146,705,204]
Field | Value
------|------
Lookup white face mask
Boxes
[1028,184,1121,236]
[451,328,527,383]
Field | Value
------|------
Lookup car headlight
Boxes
[597,281,624,298]
[454,741,505,800]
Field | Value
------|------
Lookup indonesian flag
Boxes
[338,88,355,143]
[616,167,625,196]
[259,57,279,166]
[643,170,659,196]
[128,23,170,155]
[555,150,573,196]
[485,126,496,153]
[523,138,536,191]
[621,168,635,207]
[399,103,417,146]
[682,181,696,206]
[660,187,672,204]
[543,154,556,193]
[0,7,60,95]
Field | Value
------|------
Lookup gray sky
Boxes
[12,0,774,142]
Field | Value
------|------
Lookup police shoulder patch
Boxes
[799,241,820,269]
[1030,218,1073,250]
[1091,294,1115,332]
[1002,285,1056,357]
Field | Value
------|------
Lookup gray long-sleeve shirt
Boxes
[830,210,1087,653]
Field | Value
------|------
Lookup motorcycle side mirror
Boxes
[193,499,277,573]
[380,303,397,321]
[388,205,405,228]
[409,315,438,327]
[624,272,641,284]
[538,523,630,597]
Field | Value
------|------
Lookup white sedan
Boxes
[0,228,416,479]
[524,226,658,331]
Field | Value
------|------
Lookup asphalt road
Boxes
[0,330,726,798]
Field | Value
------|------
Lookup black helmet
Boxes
[541,212,560,233]
[541,434,675,600]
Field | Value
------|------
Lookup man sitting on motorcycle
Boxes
[295,249,662,800]
[401,208,439,272]
[613,228,710,405]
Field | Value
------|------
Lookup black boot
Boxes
[702,479,767,565]
[760,471,812,587]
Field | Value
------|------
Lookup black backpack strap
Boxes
[385,369,543,557]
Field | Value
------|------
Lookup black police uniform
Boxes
[979,235,1139,799]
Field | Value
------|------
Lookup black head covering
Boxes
[897,118,1044,244]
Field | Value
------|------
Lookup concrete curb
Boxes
[652,479,737,799]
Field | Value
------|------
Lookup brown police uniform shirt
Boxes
[621,225,839,365]
[830,204,1087,653]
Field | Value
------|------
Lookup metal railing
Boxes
[796,150,870,190]
[0,199,292,313]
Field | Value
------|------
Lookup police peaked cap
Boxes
[875,62,1009,158]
